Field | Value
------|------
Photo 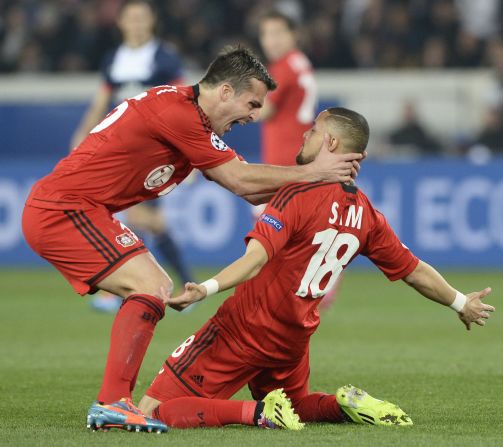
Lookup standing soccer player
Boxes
[257,10,343,309]
[71,0,193,314]
[22,46,363,432]
[137,107,494,429]
[258,11,317,166]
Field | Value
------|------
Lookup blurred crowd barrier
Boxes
[2,159,502,268]
[1,70,500,160]
[0,71,502,268]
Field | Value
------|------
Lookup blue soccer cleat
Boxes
[87,398,169,433]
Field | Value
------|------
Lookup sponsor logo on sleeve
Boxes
[210,132,228,151]
[259,214,284,232]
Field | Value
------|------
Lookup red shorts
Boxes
[146,320,310,405]
[22,205,148,295]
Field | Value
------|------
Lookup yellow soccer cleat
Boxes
[336,384,413,426]
[258,388,305,430]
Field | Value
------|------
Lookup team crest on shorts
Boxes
[116,233,136,247]
[210,132,228,151]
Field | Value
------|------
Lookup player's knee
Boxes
[122,275,173,298]
[102,271,172,299]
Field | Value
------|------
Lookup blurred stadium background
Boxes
[1,0,503,270]
[1,1,502,445]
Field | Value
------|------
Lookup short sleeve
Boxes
[363,210,419,281]
[245,184,301,259]
[150,100,238,170]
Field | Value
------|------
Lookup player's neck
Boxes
[269,47,296,62]
[124,35,154,49]
[196,83,215,116]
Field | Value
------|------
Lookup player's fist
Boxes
[458,287,494,330]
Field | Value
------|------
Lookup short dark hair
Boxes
[200,46,277,93]
[120,0,156,13]
[259,10,297,31]
[326,107,369,153]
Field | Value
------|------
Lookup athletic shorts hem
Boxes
[84,245,149,292]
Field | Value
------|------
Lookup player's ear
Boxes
[328,136,339,152]
[220,83,234,102]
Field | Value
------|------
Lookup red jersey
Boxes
[262,50,317,166]
[213,181,418,363]
[26,85,237,213]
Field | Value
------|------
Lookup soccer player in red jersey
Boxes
[21,47,363,432]
[258,11,317,167]
[138,107,495,429]
[257,11,344,310]
[70,0,193,314]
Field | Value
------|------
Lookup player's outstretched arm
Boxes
[402,260,495,330]
[204,134,362,197]
[166,239,268,311]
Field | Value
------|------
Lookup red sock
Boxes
[295,393,345,423]
[154,397,257,428]
[97,294,165,404]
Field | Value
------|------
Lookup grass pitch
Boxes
[0,267,501,447]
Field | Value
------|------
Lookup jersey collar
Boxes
[192,84,200,102]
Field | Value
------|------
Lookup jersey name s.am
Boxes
[26,85,237,213]
[213,182,419,363]
[262,50,317,166]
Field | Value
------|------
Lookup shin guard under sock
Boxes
[97,294,165,404]
[154,397,257,428]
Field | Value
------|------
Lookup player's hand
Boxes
[157,285,172,305]
[458,287,494,330]
[166,282,207,311]
[310,133,363,184]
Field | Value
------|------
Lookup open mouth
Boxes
[225,119,247,133]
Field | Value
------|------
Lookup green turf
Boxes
[0,267,501,446]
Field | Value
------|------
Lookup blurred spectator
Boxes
[388,100,442,155]
[0,5,29,71]
[422,37,448,68]
[452,31,485,68]
[1,0,501,72]
[473,107,503,154]
[485,39,503,109]
[351,34,378,68]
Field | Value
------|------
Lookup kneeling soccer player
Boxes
[138,107,494,429]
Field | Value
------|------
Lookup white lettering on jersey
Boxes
[328,202,364,230]
[345,205,363,229]
[156,85,177,95]
[328,201,339,224]
[90,91,148,134]
[296,229,360,298]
